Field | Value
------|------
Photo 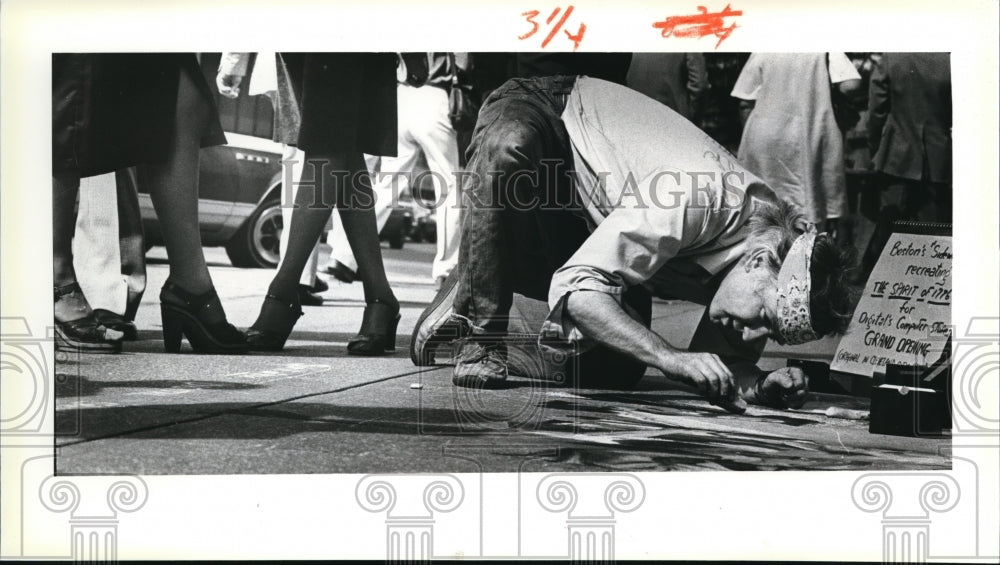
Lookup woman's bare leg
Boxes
[266,151,396,307]
[143,66,213,295]
[334,151,396,307]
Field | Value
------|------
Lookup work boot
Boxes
[410,270,470,365]
[452,341,508,388]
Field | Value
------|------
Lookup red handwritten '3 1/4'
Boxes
[653,4,742,49]
[520,6,586,51]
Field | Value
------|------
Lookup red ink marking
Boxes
[519,10,541,39]
[653,4,742,49]
[541,6,573,48]
[519,5,586,51]
[545,6,561,24]
[563,22,586,51]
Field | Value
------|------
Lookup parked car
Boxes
[139,131,286,268]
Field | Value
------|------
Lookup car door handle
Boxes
[235,152,271,164]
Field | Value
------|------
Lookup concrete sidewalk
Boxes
[54,243,949,474]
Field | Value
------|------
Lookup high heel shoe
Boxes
[246,293,303,351]
[159,281,249,354]
[347,300,401,356]
[54,283,123,354]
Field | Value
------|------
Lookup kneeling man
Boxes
[411,75,856,413]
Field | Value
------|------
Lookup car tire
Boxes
[409,227,423,243]
[225,196,282,268]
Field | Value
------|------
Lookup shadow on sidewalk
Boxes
[124,330,412,357]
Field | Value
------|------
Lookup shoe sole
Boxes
[246,331,288,352]
[410,270,466,366]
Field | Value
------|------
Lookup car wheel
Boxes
[409,226,423,243]
[226,196,282,268]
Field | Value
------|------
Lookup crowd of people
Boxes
[53,52,952,412]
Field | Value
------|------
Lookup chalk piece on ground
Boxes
[741,405,771,417]
[824,406,868,420]
[410,383,424,389]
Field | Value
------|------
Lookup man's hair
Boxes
[746,200,859,336]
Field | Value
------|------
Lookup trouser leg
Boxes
[862,175,909,274]
[73,172,123,314]
[452,78,578,335]
[53,173,81,290]
[115,167,146,320]
[411,86,462,280]
[914,180,951,224]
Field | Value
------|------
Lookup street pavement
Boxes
[54,242,949,474]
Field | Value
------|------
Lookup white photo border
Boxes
[2,0,998,561]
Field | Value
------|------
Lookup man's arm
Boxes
[568,285,808,411]
[567,289,745,412]
[543,172,754,412]
[217,52,251,99]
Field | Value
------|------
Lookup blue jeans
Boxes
[454,75,591,334]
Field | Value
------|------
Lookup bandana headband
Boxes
[775,227,820,345]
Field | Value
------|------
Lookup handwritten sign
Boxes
[653,4,742,49]
[831,232,952,377]
[520,6,587,51]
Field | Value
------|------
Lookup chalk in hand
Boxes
[713,396,748,414]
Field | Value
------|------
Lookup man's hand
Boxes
[216,72,243,99]
[565,290,747,413]
[758,367,809,408]
[660,351,743,410]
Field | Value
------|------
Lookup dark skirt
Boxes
[52,53,226,177]
[276,53,397,156]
